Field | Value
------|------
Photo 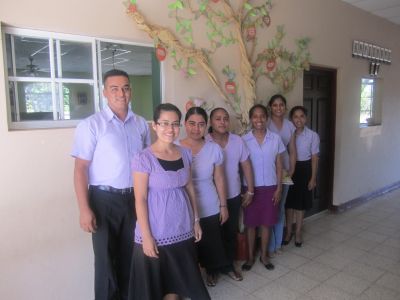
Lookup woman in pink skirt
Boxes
[241,104,285,271]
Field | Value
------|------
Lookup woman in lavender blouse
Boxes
[286,106,320,247]
[206,107,255,281]
[267,94,297,255]
[180,106,230,287]
[241,104,285,271]
[129,103,210,300]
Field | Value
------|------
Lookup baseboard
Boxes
[331,180,400,213]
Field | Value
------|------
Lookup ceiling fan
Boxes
[24,56,40,76]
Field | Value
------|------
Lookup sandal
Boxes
[241,259,255,271]
[226,270,243,281]
[259,257,275,270]
[206,274,217,287]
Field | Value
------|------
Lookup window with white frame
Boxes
[360,78,381,126]
[2,27,161,130]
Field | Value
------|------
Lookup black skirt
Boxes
[286,160,313,211]
[128,238,210,300]
[198,213,230,275]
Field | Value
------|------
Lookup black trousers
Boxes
[89,186,135,300]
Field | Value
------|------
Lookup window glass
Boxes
[11,81,54,121]
[13,36,51,78]
[59,41,93,79]
[2,27,161,129]
[62,83,95,120]
[360,78,374,124]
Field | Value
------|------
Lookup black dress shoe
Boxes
[282,233,293,246]
[295,241,302,247]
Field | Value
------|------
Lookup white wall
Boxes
[0,0,399,299]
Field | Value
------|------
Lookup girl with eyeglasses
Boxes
[129,103,210,300]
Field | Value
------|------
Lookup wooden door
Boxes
[303,67,336,216]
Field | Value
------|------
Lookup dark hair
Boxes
[249,104,268,119]
[289,106,308,119]
[103,69,130,84]
[185,106,208,123]
[208,107,229,133]
[268,94,287,107]
[153,103,182,122]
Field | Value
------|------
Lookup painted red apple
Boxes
[185,100,194,111]
[247,26,256,40]
[225,81,236,94]
[211,0,219,2]
[266,59,276,72]
[156,45,167,61]
[283,79,289,90]
[263,15,271,27]
[127,4,137,13]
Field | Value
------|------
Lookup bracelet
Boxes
[194,217,200,222]
[246,190,254,196]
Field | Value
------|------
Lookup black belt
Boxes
[92,185,133,195]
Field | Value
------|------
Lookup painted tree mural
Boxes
[125,0,310,129]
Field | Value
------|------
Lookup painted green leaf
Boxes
[130,0,136,4]
[188,68,197,75]
[244,3,253,10]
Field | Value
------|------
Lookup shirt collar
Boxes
[104,104,135,123]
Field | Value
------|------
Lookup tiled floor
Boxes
[206,189,400,300]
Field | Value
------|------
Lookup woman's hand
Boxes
[272,188,281,206]
[142,235,159,258]
[220,206,229,224]
[242,192,254,207]
[308,178,317,191]
[194,221,202,242]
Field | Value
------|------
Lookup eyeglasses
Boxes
[156,121,182,129]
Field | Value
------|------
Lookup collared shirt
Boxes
[71,105,151,188]
[242,130,285,187]
[205,133,249,199]
[295,126,320,161]
[267,118,295,170]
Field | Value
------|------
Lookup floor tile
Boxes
[296,260,338,282]
[375,273,400,293]
[273,252,310,270]
[342,261,385,283]
[325,272,370,295]
[225,270,271,293]
[276,270,319,294]
[252,281,298,300]
[357,284,400,300]
[306,283,354,300]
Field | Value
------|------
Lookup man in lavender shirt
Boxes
[71,69,150,300]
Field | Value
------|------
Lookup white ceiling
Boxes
[341,0,400,25]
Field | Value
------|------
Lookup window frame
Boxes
[2,26,161,130]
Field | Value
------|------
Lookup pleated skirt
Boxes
[128,238,210,300]
[286,160,313,211]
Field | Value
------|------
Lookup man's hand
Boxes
[80,207,97,233]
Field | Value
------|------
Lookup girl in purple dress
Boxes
[129,103,210,300]
[241,104,285,271]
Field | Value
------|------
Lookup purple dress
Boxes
[129,146,210,300]
[132,146,194,245]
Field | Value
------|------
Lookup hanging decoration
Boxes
[155,45,167,61]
